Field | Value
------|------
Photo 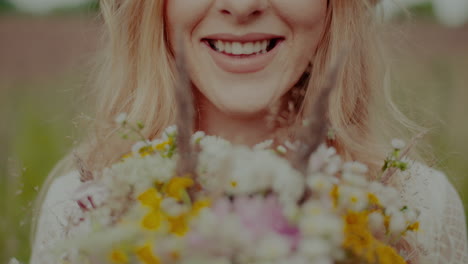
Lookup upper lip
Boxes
[202,33,284,43]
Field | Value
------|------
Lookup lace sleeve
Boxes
[438,177,468,263]
[29,171,85,264]
[396,162,468,264]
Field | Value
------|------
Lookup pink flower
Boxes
[230,196,300,249]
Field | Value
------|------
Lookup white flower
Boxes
[156,236,184,259]
[180,257,231,264]
[253,139,273,150]
[150,138,166,149]
[104,155,176,197]
[276,145,287,154]
[191,131,206,144]
[219,214,252,248]
[391,139,406,150]
[282,201,300,221]
[8,258,20,264]
[378,187,401,208]
[284,140,300,151]
[299,213,343,245]
[161,197,189,217]
[255,234,290,260]
[340,186,369,211]
[225,148,274,194]
[307,173,333,193]
[308,145,337,173]
[164,125,177,136]
[403,208,419,223]
[389,211,407,234]
[324,156,342,175]
[278,255,310,264]
[192,209,218,236]
[298,238,332,259]
[342,172,368,187]
[368,211,385,234]
[131,141,150,155]
[115,112,127,125]
[306,256,334,264]
[342,172,368,188]
[199,136,231,154]
[342,161,368,175]
[272,164,305,203]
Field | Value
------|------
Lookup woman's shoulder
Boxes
[396,161,468,263]
[30,171,88,264]
[397,161,463,214]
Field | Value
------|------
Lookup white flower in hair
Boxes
[391,139,406,150]
[115,112,128,125]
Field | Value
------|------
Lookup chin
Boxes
[214,96,274,117]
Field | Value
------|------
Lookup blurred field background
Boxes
[1,1,467,263]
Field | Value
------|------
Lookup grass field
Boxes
[0,14,467,263]
[0,75,85,262]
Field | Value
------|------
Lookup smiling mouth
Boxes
[203,38,283,56]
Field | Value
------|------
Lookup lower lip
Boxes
[203,41,283,74]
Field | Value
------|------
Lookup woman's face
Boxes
[166,0,327,115]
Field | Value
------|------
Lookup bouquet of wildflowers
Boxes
[48,113,419,264]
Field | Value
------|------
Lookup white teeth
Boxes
[261,40,268,51]
[254,41,261,52]
[216,40,225,52]
[232,42,242,55]
[244,42,254,54]
[224,42,232,54]
[210,39,275,55]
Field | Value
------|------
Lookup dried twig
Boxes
[174,39,197,178]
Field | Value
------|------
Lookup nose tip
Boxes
[219,0,268,23]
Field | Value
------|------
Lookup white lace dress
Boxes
[30,163,468,264]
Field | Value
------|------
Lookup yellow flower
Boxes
[121,152,133,160]
[138,188,162,209]
[407,221,420,232]
[154,138,173,151]
[375,244,407,264]
[109,249,129,264]
[330,185,340,208]
[191,199,211,216]
[165,177,194,201]
[170,251,181,261]
[168,215,189,236]
[343,211,406,264]
[139,145,154,157]
[368,193,381,206]
[142,210,164,230]
[135,244,160,264]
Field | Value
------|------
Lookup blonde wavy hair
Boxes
[32,0,421,243]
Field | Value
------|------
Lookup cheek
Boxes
[165,0,212,43]
[273,0,327,29]
[274,0,328,81]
